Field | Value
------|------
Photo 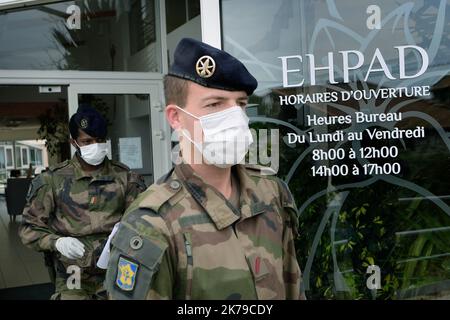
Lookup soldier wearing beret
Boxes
[19,104,146,300]
[105,38,305,300]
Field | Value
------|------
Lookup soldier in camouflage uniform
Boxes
[19,104,146,300]
[105,38,305,300]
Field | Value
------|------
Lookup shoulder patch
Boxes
[116,256,139,292]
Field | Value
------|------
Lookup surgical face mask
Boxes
[75,141,108,166]
[176,106,253,167]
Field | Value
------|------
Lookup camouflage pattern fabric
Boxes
[105,163,305,300]
[19,155,146,299]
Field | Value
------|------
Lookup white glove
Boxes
[55,237,85,259]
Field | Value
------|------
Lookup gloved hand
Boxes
[55,237,85,259]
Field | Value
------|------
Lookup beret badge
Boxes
[80,118,88,129]
[196,55,216,78]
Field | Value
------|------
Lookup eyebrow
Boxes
[200,95,248,102]
[200,96,226,103]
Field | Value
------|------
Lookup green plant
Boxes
[37,101,69,157]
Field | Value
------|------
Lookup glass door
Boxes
[68,83,171,186]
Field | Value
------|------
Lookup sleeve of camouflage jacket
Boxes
[19,173,60,252]
[125,171,147,209]
[278,179,306,300]
[106,208,176,300]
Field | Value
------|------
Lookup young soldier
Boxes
[105,38,305,300]
[19,104,146,299]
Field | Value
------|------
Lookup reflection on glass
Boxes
[166,0,200,33]
[223,0,450,299]
[0,0,161,72]
[0,148,5,170]
[21,148,28,166]
[130,0,157,55]
[6,148,13,167]
[14,147,21,168]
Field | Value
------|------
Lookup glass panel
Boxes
[0,147,5,170]
[29,148,36,165]
[21,147,28,166]
[15,146,21,168]
[187,0,201,20]
[36,149,43,166]
[77,93,154,186]
[166,0,188,33]
[222,0,450,299]
[0,85,70,164]
[0,147,5,184]
[0,0,161,72]
[5,148,13,167]
[165,0,201,66]
[129,0,157,55]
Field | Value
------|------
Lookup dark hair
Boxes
[163,75,189,107]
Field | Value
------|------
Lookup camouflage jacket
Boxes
[106,163,304,300]
[19,155,146,272]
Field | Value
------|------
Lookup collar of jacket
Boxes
[174,163,268,230]
[71,154,114,182]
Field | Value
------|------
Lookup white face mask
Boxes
[176,106,253,167]
[75,142,108,166]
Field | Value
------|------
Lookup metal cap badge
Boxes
[196,55,216,78]
[80,118,88,129]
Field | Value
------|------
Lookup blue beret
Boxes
[169,38,258,96]
[69,104,107,139]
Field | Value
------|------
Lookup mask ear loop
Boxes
[174,105,203,148]
[179,128,202,150]
[73,140,83,157]
[174,105,200,120]
[174,107,205,164]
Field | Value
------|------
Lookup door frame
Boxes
[68,82,172,181]
[200,0,221,48]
